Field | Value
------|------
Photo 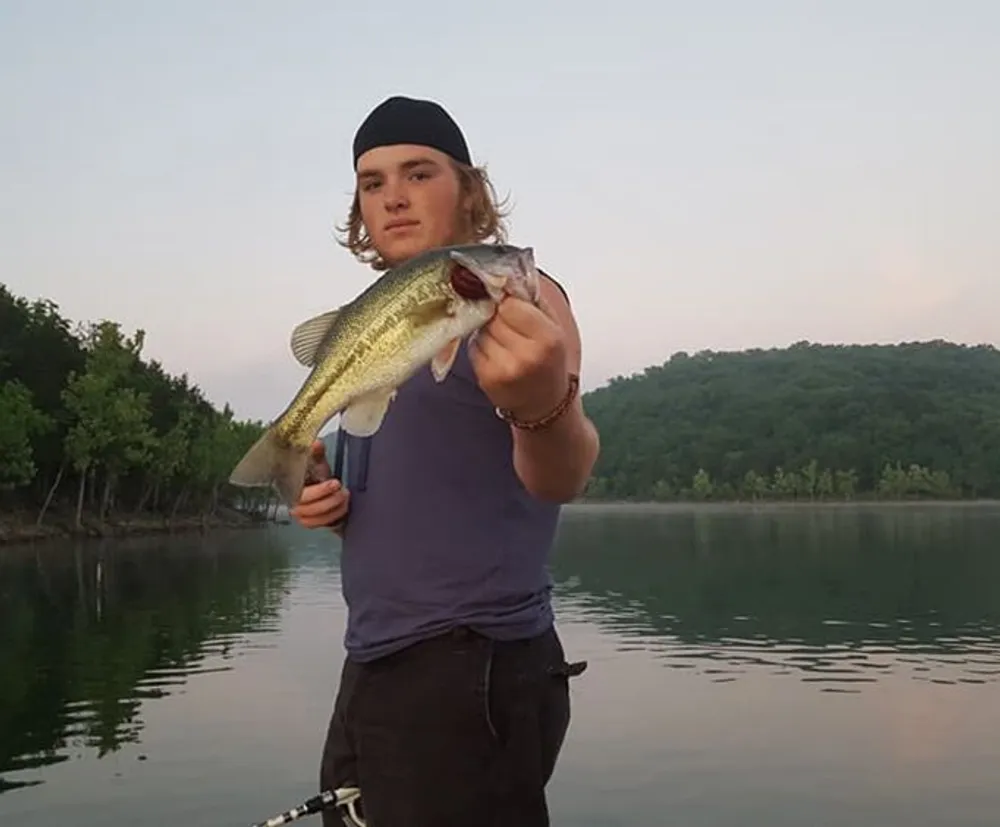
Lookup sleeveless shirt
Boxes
[335,276,568,663]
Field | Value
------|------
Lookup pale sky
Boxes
[2,1,997,422]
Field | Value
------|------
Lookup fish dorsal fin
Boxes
[290,308,341,367]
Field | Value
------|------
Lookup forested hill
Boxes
[0,283,269,534]
[6,275,997,528]
[581,341,1000,501]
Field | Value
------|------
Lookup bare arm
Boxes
[510,277,600,503]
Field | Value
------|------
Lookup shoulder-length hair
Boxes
[335,161,510,271]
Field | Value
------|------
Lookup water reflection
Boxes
[550,503,1000,691]
[2,508,999,826]
[0,529,292,793]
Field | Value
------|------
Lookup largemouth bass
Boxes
[228,243,541,505]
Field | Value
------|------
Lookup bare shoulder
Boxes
[537,271,582,365]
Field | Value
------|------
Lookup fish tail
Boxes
[228,427,312,507]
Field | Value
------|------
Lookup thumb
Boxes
[307,440,332,479]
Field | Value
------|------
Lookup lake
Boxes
[2,503,1000,826]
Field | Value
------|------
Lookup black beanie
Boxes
[352,96,472,169]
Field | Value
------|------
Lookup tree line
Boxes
[7,282,997,523]
[0,283,272,532]
[581,340,1000,502]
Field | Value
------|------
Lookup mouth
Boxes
[384,219,419,231]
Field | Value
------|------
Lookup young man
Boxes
[290,95,600,827]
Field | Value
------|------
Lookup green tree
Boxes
[581,341,1000,502]
[742,470,770,500]
[0,283,271,535]
[691,468,714,500]
[0,381,53,490]
[834,469,859,500]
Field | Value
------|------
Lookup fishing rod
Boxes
[253,435,359,827]
[249,786,364,827]
[253,432,361,827]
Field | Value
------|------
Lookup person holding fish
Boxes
[232,95,600,826]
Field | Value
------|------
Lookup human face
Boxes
[355,144,470,268]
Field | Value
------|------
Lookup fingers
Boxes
[292,492,350,529]
[291,479,350,529]
[292,443,346,529]
[495,294,556,337]
[295,497,350,529]
[295,502,349,529]
[297,478,341,507]
[469,324,519,377]
[488,299,534,346]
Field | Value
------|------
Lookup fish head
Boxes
[446,244,541,307]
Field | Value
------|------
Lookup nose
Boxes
[382,178,409,213]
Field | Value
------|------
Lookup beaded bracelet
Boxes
[495,373,580,431]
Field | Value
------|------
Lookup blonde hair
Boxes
[335,160,510,271]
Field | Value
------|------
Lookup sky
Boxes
[1,1,998,422]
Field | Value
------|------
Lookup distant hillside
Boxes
[580,341,1000,501]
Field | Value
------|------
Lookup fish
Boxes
[228,243,541,506]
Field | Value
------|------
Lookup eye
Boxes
[360,179,381,192]
[410,168,432,182]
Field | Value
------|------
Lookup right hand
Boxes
[290,440,351,530]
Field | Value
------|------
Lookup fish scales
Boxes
[277,264,454,445]
[228,243,540,506]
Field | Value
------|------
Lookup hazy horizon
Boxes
[3,1,997,422]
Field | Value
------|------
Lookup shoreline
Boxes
[0,509,282,548]
[4,498,995,547]
[570,497,1000,510]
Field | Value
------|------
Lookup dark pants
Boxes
[319,624,586,827]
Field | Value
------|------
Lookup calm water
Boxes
[2,503,1000,826]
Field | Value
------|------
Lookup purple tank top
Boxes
[336,283,566,662]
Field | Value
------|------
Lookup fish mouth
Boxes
[448,247,540,303]
[516,247,541,303]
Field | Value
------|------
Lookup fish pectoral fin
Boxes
[430,337,462,383]
[290,308,342,367]
[340,387,398,438]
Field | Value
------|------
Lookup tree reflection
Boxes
[0,529,291,791]
[551,504,1000,656]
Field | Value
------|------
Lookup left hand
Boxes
[469,294,571,421]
